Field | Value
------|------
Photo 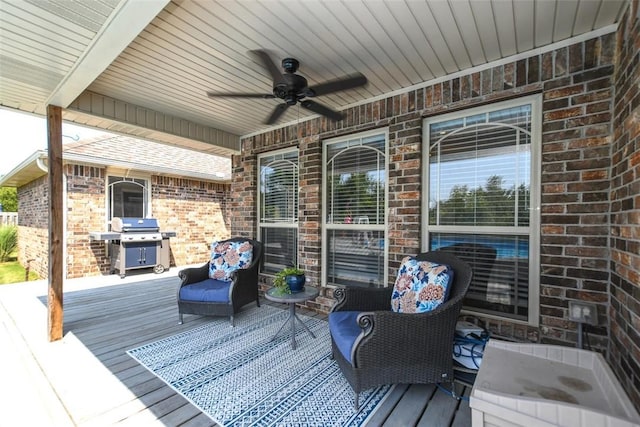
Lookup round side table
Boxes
[265,287,319,349]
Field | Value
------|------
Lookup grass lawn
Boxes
[0,257,39,285]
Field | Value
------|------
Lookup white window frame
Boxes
[105,171,151,227]
[421,95,541,326]
[257,147,299,273]
[322,128,389,288]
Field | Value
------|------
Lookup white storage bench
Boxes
[470,340,640,427]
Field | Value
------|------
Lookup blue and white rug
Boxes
[127,305,393,426]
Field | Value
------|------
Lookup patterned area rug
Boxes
[127,305,393,426]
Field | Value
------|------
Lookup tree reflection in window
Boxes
[425,98,540,324]
[258,150,299,274]
[325,132,387,288]
[430,175,530,227]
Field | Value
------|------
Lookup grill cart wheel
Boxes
[153,264,165,274]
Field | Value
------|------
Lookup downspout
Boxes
[36,156,48,172]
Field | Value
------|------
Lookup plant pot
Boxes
[285,274,306,293]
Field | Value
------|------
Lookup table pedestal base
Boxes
[271,303,316,349]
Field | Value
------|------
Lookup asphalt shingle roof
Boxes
[63,134,231,181]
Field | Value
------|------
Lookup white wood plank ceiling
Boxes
[0,0,629,155]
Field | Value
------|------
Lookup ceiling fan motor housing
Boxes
[274,73,308,105]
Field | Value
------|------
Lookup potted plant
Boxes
[273,266,306,294]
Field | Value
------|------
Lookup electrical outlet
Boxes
[568,301,598,325]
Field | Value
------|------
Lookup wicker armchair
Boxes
[177,237,263,326]
[328,251,472,409]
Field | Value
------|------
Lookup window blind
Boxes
[259,153,298,223]
[258,150,299,274]
[429,106,532,228]
[425,101,535,322]
[325,133,387,288]
[326,135,386,226]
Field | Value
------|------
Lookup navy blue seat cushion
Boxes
[328,311,362,364]
[179,278,230,303]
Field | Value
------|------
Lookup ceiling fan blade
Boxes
[250,49,284,84]
[265,103,290,124]
[300,100,343,121]
[307,73,367,97]
[207,91,275,99]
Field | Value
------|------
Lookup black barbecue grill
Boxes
[89,217,176,278]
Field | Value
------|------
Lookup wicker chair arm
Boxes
[178,262,210,286]
[351,298,464,369]
[228,239,263,304]
[229,263,258,295]
[331,287,393,312]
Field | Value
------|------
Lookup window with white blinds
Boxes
[258,149,299,274]
[323,130,387,288]
[423,95,540,325]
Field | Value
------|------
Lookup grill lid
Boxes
[112,217,160,232]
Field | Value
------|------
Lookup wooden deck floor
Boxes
[0,269,472,426]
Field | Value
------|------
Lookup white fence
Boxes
[0,212,18,226]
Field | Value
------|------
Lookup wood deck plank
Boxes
[0,271,472,427]
[177,411,216,427]
[126,376,168,398]
[417,385,460,427]
[155,401,215,427]
[450,387,472,427]
[364,384,410,426]
[382,384,434,426]
[81,381,178,426]
[120,394,195,425]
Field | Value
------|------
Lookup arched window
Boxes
[258,149,299,274]
[107,176,149,224]
[423,95,541,325]
[323,130,388,288]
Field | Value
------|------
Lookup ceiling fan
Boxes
[206,49,368,125]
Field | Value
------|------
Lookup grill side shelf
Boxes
[89,231,121,241]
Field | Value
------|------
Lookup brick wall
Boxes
[538,43,615,348]
[230,140,258,240]
[66,165,106,278]
[610,0,640,408]
[152,176,231,265]
[298,134,322,287]
[17,176,48,279]
[17,165,231,279]
[238,32,618,338]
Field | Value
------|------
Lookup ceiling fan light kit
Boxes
[206,49,368,125]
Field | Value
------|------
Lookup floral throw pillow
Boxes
[390,256,453,313]
[208,240,254,282]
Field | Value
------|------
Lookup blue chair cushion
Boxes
[328,311,362,364]
[179,278,230,303]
